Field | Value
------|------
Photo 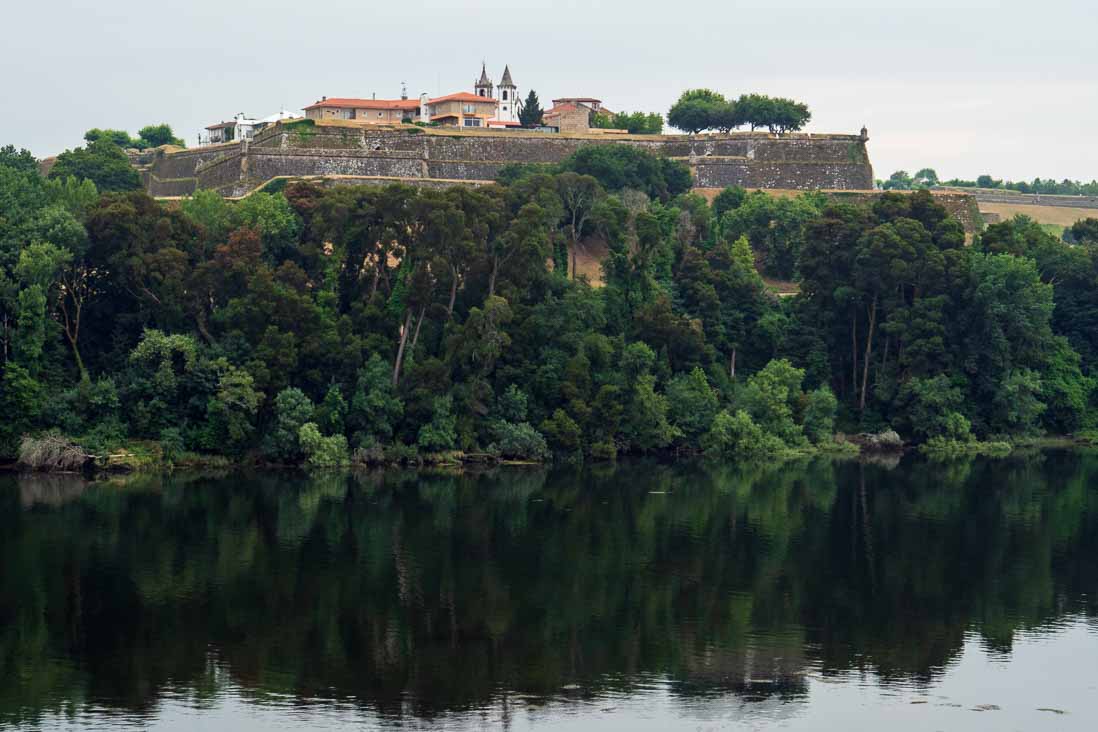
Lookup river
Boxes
[2,452,1096,729]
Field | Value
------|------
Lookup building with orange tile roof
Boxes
[305,64,524,128]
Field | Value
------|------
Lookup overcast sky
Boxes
[3,0,1095,182]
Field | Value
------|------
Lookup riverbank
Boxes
[10,429,1098,479]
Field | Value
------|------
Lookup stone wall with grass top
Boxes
[142,119,875,198]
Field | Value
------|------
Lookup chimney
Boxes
[420,92,429,122]
[372,92,376,100]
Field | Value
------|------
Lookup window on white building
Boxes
[502,90,508,101]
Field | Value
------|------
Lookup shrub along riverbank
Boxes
[4,140,1098,472]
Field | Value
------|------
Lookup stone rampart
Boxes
[144,122,875,198]
[139,144,238,197]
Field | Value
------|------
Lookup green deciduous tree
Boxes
[348,354,404,447]
[720,192,821,279]
[205,364,263,452]
[266,387,315,462]
[49,140,140,192]
[137,124,185,148]
[667,366,719,443]
[668,89,728,134]
[417,395,457,452]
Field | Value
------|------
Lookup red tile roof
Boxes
[428,92,497,104]
[305,92,498,112]
[544,103,581,116]
[304,97,420,111]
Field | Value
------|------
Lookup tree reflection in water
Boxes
[1,451,1096,726]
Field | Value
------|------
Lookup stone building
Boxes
[304,92,499,128]
[543,102,591,133]
[424,92,501,127]
[542,98,614,133]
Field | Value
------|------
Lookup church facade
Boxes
[474,63,522,125]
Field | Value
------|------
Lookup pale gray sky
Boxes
[3,0,1096,182]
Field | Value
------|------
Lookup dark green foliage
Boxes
[733,94,811,133]
[541,409,582,454]
[668,90,811,134]
[701,409,785,458]
[490,421,549,461]
[712,186,747,219]
[496,384,529,423]
[720,191,821,279]
[519,90,544,127]
[667,89,729,134]
[5,136,1098,466]
[557,145,691,201]
[84,124,185,150]
[1069,218,1098,244]
[592,110,663,134]
[49,140,141,192]
[137,124,185,148]
[315,384,347,436]
[84,128,140,148]
[266,388,315,462]
[348,355,404,447]
[666,367,719,443]
[802,387,838,444]
[417,396,457,452]
[298,422,350,467]
[0,145,37,174]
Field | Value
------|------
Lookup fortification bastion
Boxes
[136,120,875,199]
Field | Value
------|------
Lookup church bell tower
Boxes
[475,62,493,99]
[497,65,518,123]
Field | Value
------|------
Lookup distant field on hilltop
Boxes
[979,201,1096,234]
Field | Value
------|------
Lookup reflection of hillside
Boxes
[1,451,1097,725]
[671,636,810,700]
[17,474,88,507]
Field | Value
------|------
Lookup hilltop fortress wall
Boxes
[138,121,875,199]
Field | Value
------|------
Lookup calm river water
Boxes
[2,452,1097,730]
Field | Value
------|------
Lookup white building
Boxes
[472,63,523,127]
[496,65,518,124]
[201,109,302,146]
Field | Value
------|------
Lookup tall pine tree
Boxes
[519,90,544,127]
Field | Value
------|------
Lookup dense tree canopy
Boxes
[668,90,812,134]
[592,110,664,134]
[48,140,140,192]
[4,141,1098,468]
[84,123,185,150]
